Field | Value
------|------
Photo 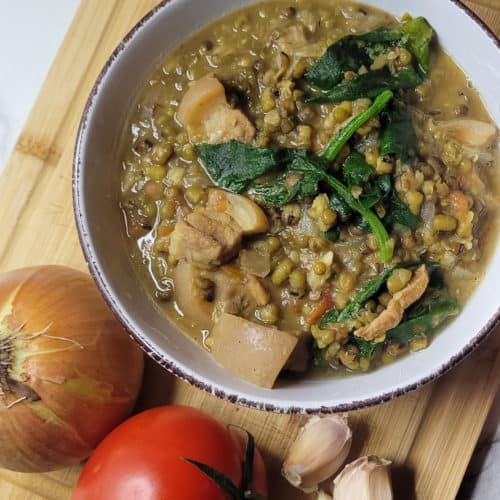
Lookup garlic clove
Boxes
[333,455,393,500]
[317,491,333,500]
[282,414,352,493]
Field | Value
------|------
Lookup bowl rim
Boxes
[73,0,500,414]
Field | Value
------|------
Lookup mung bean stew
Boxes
[119,0,499,388]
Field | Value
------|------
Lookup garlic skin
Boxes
[317,491,333,500]
[282,414,352,493]
[333,456,393,500]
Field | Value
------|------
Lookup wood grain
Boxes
[0,1,498,499]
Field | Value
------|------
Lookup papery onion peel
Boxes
[0,266,144,472]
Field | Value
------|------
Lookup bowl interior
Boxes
[74,0,500,412]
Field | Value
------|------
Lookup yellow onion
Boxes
[0,266,144,472]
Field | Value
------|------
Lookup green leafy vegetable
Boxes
[304,35,373,89]
[380,103,419,163]
[385,191,420,230]
[343,151,373,186]
[196,141,289,192]
[250,147,395,262]
[340,153,391,211]
[387,288,459,342]
[307,67,422,103]
[359,174,392,209]
[248,152,326,205]
[320,261,422,328]
[305,17,433,99]
[248,176,293,205]
[322,89,394,161]
[329,192,352,221]
[321,267,397,327]
[249,170,321,206]
[323,228,340,242]
[351,335,378,359]
[399,16,434,75]
[290,156,393,262]
[340,154,418,230]
[330,159,390,226]
[303,25,408,89]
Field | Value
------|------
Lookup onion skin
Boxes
[0,266,144,472]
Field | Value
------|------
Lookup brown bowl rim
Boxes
[73,0,500,414]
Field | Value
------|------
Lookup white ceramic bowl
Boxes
[74,0,500,413]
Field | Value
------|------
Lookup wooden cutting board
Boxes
[0,1,498,498]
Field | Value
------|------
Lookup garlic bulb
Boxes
[282,414,352,493]
[333,456,393,500]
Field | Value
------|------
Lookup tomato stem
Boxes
[184,430,265,500]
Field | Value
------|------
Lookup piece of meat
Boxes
[210,313,298,388]
[167,210,242,266]
[210,267,270,322]
[168,220,224,265]
[173,263,271,328]
[354,265,430,341]
[177,73,255,144]
[173,261,215,328]
[187,211,242,258]
[211,267,251,320]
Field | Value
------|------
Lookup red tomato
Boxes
[72,406,267,500]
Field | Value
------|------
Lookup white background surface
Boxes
[0,1,497,498]
[0,0,79,170]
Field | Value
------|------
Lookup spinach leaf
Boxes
[320,309,339,327]
[305,17,433,94]
[399,17,433,76]
[304,35,373,89]
[387,288,459,342]
[248,176,294,205]
[196,141,289,192]
[322,89,394,161]
[320,266,396,328]
[380,104,419,163]
[385,191,420,230]
[249,152,325,205]
[334,152,415,232]
[307,67,422,103]
[290,156,393,262]
[340,158,418,231]
[290,154,327,196]
[323,228,340,242]
[329,193,353,221]
[320,261,422,328]
[343,152,373,186]
[351,335,378,359]
[359,174,392,209]
[426,262,446,288]
[405,287,456,320]
[342,152,391,210]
